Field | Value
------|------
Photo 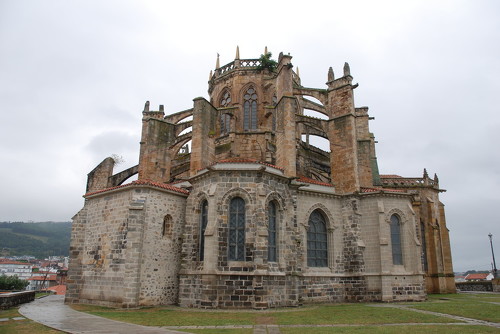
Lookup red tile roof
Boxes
[465,273,490,280]
[85,179,189,197]
[28,274,57,281]
[44,285,66,295]
[296,176,334,187]
[0,260,31,266]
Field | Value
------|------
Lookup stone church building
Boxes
[66,49,455,309]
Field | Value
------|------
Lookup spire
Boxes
[343,62,350,76]
[209,70,213,80]
[215,53,220,69]
[328,67,334,81]
[144,101,150,112]
[264,46,268,55]
[423,168,429,178]
[296,66,300,77]
[434,173,439,184]
[235,46,240,60]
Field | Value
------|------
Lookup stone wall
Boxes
[456,281,493,292]
[0,291,35,310]
[66,184,187,308]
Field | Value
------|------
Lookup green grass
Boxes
[271,304,456,325]
[0,307,62,334]
[72,302,456,327]
[72,304,257,326]
[406,293,500,323]
[280,325,500,334]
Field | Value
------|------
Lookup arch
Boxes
[220,187,254,207]
[267,200,278,262]
[162,214,173,238]
[307,209,328,267]
[218,88,232,108]
[229,197,246,261]
[304,203,336,229]
[241,85,258,130]
[303,108,329,120]
[300,134,331,152]
[199,199,208,261]
[390,214,403,265]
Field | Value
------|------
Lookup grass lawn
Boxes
[280,325,500,334]
[0,307,61,334]
[72,302,456,327]
[405,293,500,323]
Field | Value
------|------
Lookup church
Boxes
[65,48,455,309]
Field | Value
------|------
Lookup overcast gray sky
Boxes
[1,0,499,272]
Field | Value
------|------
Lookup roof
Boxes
[44,285,66,295]
[380,174,403,178]
[0,260,32,266]
[465,273,491,280]
[296,176,334,187]
[28,274,57,281]
[85,179,189,197]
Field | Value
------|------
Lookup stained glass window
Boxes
[268,201,277,262]
[243,87,257,130]
[199,200,208,261]
[229,197,245,261]
[391,214,403,265]
[307,210,328,267]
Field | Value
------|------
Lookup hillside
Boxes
[0,221,71,258]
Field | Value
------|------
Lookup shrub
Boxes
[0,274,29,290]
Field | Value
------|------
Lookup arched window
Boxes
[220,91,231,135]
[220,90,231,107]
[229,197,245,261]
[420,221,428,271]
[199,200,208,261]
[162,214,172,238]
[243,87,257,130]
[390,214,403,265]
[268,201,277,262]
[220,113,231,135]
[307,210,328,267]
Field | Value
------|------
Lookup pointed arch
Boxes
[242,85,258,130]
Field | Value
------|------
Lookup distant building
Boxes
[0,259,33,280]
[464,273,493,281]
[66,49,455,309]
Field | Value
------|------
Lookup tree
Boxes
[256,52,278,72]
[0,274,29,291]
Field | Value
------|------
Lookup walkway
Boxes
[19,295,500,334]
[19,295,188,334]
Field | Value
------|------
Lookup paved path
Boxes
[19,295,188,334]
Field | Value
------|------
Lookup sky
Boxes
[0,0,499,272]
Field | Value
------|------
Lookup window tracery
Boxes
[229,197,245,261]
[307,209,328,267]
[243,87,258,130]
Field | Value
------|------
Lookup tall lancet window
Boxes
[199,200,208,261]
[390,214,403,265]
[268,201,277,262]
[307,210,328,267]
[229,197,245,261]
[243,87,258,130]
[220,91,231,135]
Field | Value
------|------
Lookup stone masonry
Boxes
[66,48,455,309]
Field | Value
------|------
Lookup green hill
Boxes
[0,221,72,258]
